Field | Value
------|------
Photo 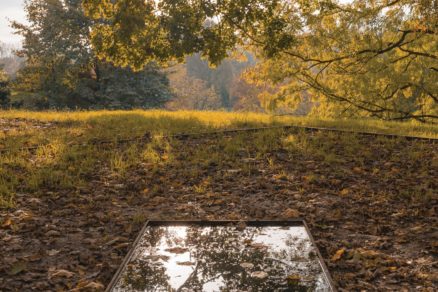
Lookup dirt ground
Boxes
[0,124,437,291]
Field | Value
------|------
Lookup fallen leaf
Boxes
[282,208,300,218]
[7,262,27,275]
[339,189,350,196]
[165,247,188,254]
[287,274,301,285]
[49,269,74,279]
[212,199,224,205]
[250,243,268,249]
[225,169,241,174]
[71,281,105,291]
[85,271,101,280]
[47,249,60,256]
[357,249,380,259]
[103,237,128,246]
[145,255,170,261]
[17,211,33,221]
[240,262,254,269]
[113,242,129,250]
[45,230,61,237]
[236,221,246,231]
[82,281,105,290]
[177,261,195,266]
[2,217,13,228]
[26,254,42,262]
[251,271,268,279]
[330,179,342,186]
[331,248,345,262]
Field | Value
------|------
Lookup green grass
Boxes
[0,110,437,208]
[1,109,437,139]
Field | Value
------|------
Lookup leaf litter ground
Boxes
[0,122,437,291]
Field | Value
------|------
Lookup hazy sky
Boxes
[0,0,26,44]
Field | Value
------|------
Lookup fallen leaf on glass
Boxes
[250,243,268,249]
[145,255,169,261]
[240,262,254,269]
[165,247,189,254]
[287,274,301,285]
[177,261,195,266]
[251,271,268,279]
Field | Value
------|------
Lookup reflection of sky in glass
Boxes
[157,227,191,289]
[113,225,333,291]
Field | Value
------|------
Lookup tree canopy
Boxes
[82,0,438,121]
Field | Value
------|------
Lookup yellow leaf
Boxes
[282,208,300,218]
[331,248,345,262]
[49,269,75,279]
[2,217,13,228]
[227,212,240,220]
[339,189,350,196]
[287,274,301,285]
[250,243,268,249]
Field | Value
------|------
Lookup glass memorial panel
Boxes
[109,221,334,292]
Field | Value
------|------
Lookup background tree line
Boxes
[1,0,267,111]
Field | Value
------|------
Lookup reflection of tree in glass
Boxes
[114,226,329,291]
[118,228,172,291]
[180,227,319,291]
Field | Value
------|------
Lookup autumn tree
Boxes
[166,64,222,110]
[245,0,438,121]
[12,0,172,109]
[83,0,437,121]
[186,53,255,109]
[230,77,265,112]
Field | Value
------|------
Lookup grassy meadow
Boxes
[2,109,438,139]
[0,110,437,209]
